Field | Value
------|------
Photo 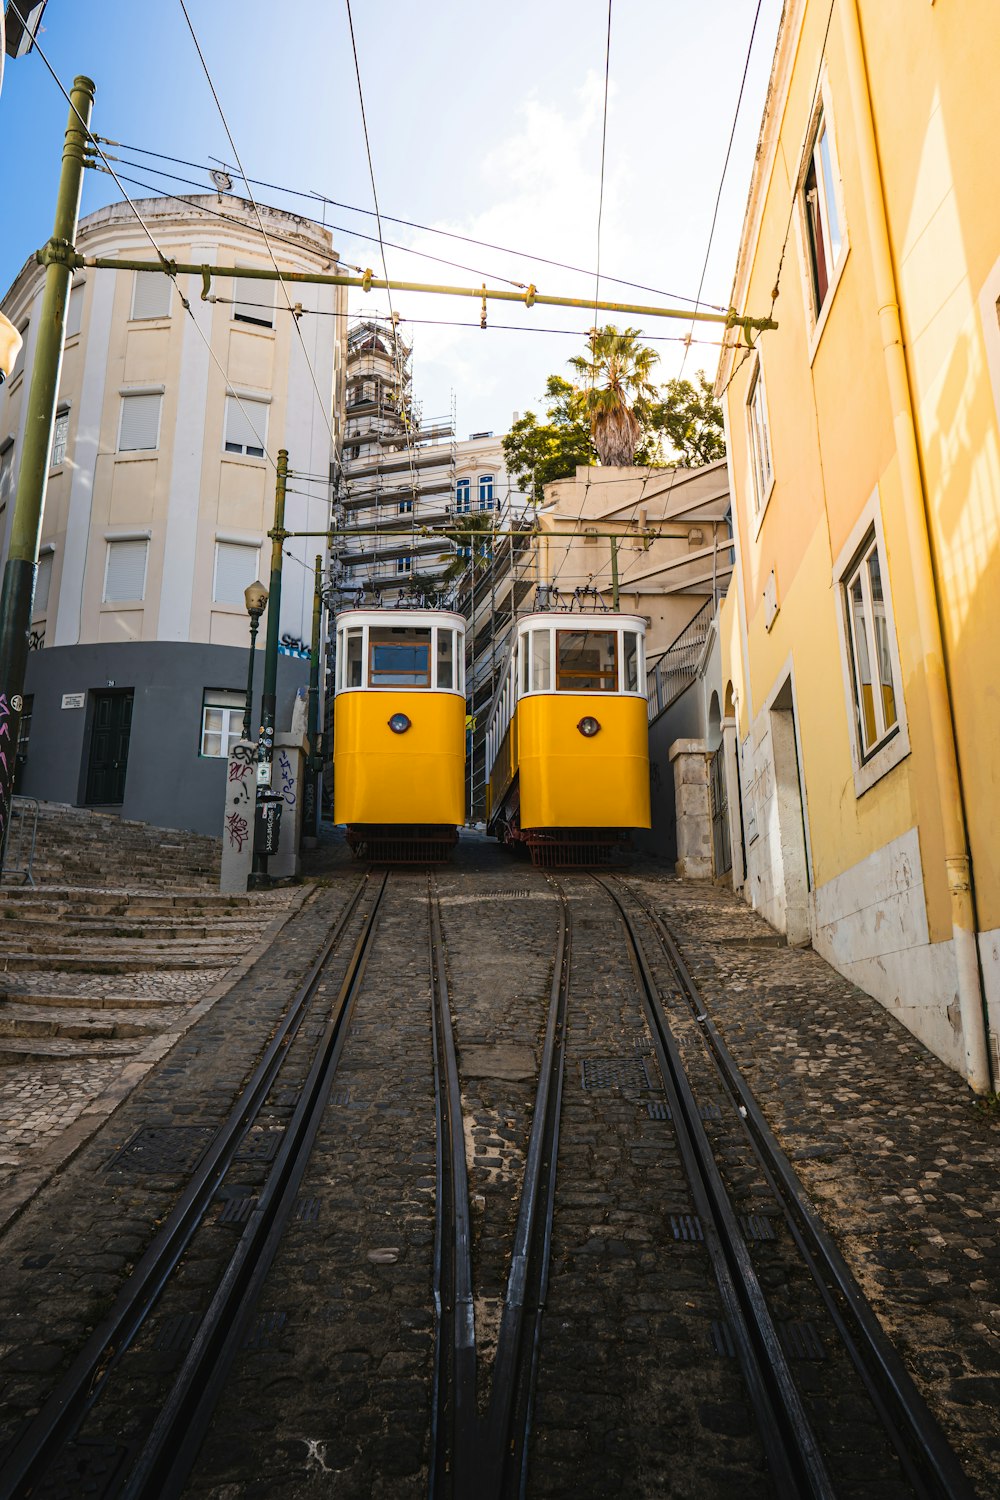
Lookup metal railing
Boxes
[1,795,39,886]
[646,598,714,722]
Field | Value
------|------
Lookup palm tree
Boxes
[568,325,660,467]
[438,511,496,584]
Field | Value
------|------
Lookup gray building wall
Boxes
[19,641,308,837]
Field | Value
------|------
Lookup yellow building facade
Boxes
[718,0,1000,1090]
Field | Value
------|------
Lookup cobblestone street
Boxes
[0,829,997,1497]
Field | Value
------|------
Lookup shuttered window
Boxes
[33,553,52,617]
[50,409,69,468]
[224,396,267,458]
[66,282,85,337]
[214,541,259,605]
[232,269,274,328]
[104,539,148,602]
[11,322,27,383]
[131,270,172,320]
[118,393,162,452]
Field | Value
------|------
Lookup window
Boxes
[531,629,551,691]
[50,409,69,469]
[746,358,773,517]
[214,541,259,606]
[843,532,900,760]
[802,109,844,318]
[399,499,413,514]
[437,628,455,690]
[0,443,14,519]
[478,474,494,510]
[118,393,162,452]
[369,626,431,687]
[623,631,640,692]
[224,396,267,458]
[556,630,618,692]
[10,322,27,383]
[396,556,412,575]
[346,628,363,687]
[104,538,148,602]
[66,282,85,338]
[200,689,245,758]
[232,271,275,328]
[33,552,52,618]
[131,270,172,321]
[455,478,471,514]
[519,636,530,694]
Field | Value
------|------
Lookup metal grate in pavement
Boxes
[582,1057,651,1090]
[741,1213,777,1241]
[670,1213,704,1242]
[779,1321,825,1360]
[234,1128,284,1163]
[646,1100,671,1121]
[105,1125,214,1175]
[154,1311,201,1353]
[218,1195,256,1224]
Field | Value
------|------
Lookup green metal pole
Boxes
[0,76,94,855]
[242,612,260,742]
[611,535,620,611]
[250,449,288,885]
[302,553,323,845]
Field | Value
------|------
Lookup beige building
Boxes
[0,194,345,833]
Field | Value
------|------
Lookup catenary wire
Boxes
[593,0,613,324]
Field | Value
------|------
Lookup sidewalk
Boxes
[634,870,1000,1494]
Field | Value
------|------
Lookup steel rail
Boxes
[475,882,570,1500]
[616,877,979,1500]
[428,876,479,1494]
[593,875,835,1500]
[0,872,372,1500]
[121,870,389,1499]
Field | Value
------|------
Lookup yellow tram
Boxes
[332,608,466,860]
[485,611,651,865]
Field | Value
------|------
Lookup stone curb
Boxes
[0,884,313,1239]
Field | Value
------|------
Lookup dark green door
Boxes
[85,691,133,805]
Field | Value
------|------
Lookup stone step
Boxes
[0,888,253,910]
[0,986,191,1011]
[0,1035,144,1066]
[0,1002,163,1041]
[0,953,232,973]
[0,917,260,940]
[0,932,251,956]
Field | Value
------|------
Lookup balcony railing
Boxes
[646,598,713,722]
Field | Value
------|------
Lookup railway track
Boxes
[0,871,386,1500]
[599,873,978,1500]
[430,874,570,1500]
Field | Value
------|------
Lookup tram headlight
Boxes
[388,712,411,734]
[577,716,601,737]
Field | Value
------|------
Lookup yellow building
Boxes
[717,0,1000,1091]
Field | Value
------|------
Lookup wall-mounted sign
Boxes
[61,693,86,710]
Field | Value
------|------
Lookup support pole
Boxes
[302,553,323,847]
[610,535,620,611]
[250,449,288,887]
[0,75,94,854]
[242,612,260,742]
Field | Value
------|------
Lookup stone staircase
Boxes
[4,800,221,890]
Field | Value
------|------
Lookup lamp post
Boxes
[242,580,269,742]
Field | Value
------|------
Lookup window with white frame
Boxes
[200,689,246,758]
[396,556,412,575]
[214,541,260,606]
[66,282,85,338]
[118,392,162,452]
[104,538,148,602]
[455,478,471,513]
[802,107,844,320]
[746,358,773,516]
[478,474,494,510]
[224,396,267,458]
[33,552,53,618]
[232,269,275,328]
[842,530,901,761]
[399,498,413,513]
[50,408,69,469]
[131,270,172,321]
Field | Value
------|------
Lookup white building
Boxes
[0,194,345,833]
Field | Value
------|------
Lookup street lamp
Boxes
[242,580,269,741]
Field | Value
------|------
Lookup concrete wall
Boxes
[636,679,701,862]
[19,640,308,837]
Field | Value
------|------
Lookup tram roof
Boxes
[513,610,647,632]
[333,607,466,630]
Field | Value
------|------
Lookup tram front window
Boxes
[346,629,363,687]
[436,629,454,690]
[369,627,432,687]
[556,630,618,692]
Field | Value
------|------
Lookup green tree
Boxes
[568,325,660,467]
[501,375,596,505]
[649,371,726,466]
[438,511,497,584]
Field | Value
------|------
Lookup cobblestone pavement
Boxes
[0,836,997,1498]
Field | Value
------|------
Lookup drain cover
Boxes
[582,1057,651,1090]
[670,1213,703,1242]
[234,1128,284,1163]
[218,1196,256,1225]
[741,1213,776,1241]
[106,1126,213,1175]
[294,1196,321,1223]
[646,1100,671,1121]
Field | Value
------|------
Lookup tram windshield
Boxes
[369,626,432,687]
[556,630,618,692]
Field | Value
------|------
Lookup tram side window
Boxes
[437,628,454,690]
[556,630,618,692]
[520,636,530,695]
[346,629,363,688]
[623,632,639,692]
[370,626,432,687]
[530,630,551,691]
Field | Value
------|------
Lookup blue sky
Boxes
[2,0,783,438]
